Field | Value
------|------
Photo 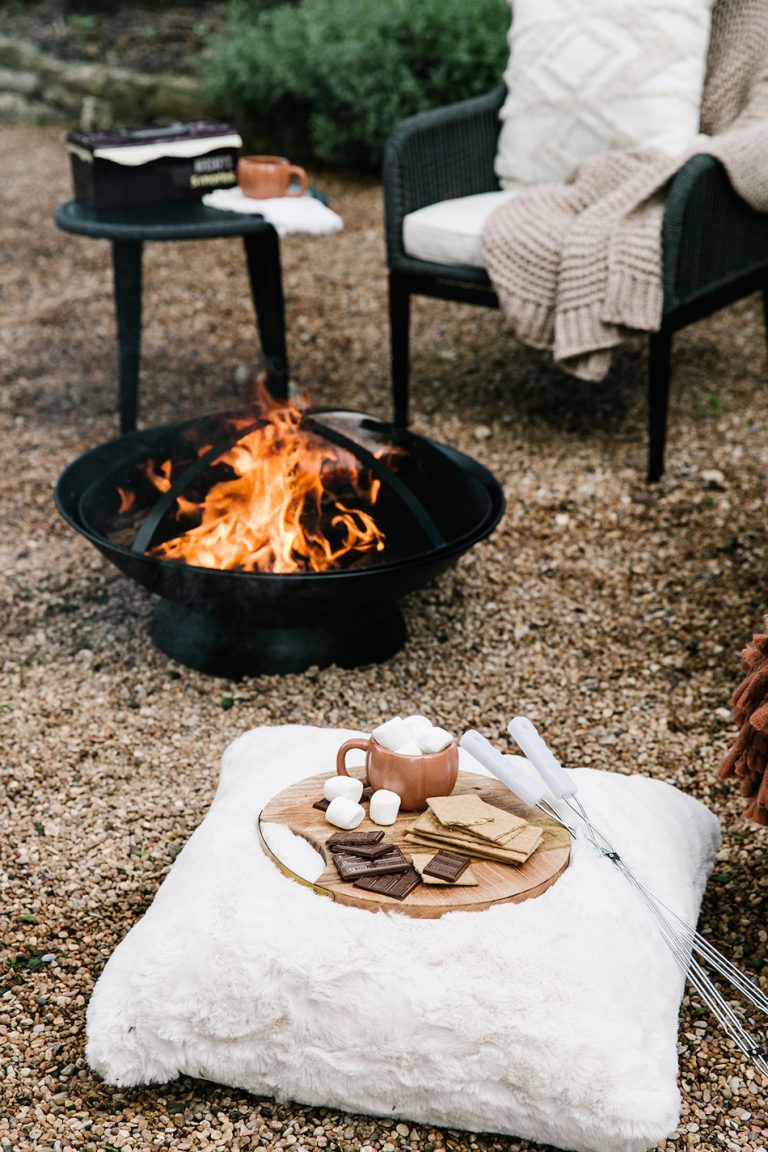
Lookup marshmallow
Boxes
[394,738,422,757]
[325,797,365,830]
[403,714,433,738]
[323,776,364,804]
[371,716,412,751]
[417,726,454,754]
[369,789,401,826]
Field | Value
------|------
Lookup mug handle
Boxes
[336,738,369,776]
[287,165,309,197]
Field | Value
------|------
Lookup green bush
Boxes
[205,0,510,170]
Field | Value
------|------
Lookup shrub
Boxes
[205,0,510,169]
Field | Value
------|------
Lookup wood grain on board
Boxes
[259,770,570,918]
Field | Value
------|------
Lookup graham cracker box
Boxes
[67,121,242,209]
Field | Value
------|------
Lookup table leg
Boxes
[111,239,143,434]
[243,228,289,400]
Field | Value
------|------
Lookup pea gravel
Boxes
[1,125,767,1152]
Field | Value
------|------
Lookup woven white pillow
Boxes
[496,0,715,187]
[87,725,720,1152]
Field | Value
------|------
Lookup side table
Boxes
[54,199,289,433]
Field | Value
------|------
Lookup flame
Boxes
[116,487,135,513]
[146,459,173,493]
[137,397,388,574]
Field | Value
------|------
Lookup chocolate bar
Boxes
[334,848,409,882]
[326,830,384,848]
[354,867,422,901]
[422,850,471,882]
[313,798,330,812]
[329,841,391,860]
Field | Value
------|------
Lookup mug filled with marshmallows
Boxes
[237,154,308,199]
[334,714,458,818]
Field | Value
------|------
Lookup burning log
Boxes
[717,617,768,825]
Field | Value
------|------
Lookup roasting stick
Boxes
[459,724,768,1078]
[505,717,768,1015]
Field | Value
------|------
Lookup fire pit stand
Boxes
[56,409,504,678]
[149,597,406,678]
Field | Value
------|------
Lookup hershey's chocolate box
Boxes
[67,121,242,209]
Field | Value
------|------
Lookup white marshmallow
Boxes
[403,714,433,738]
[371,716,412,751]
[369,789,401,826]
[323,776,364,804]
[324,797,365,830]
[417,726,454,754]
[394,738,422,757]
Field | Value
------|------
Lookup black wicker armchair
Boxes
[383,86,768,481]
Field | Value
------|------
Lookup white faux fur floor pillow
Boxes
[87,726,721,1152]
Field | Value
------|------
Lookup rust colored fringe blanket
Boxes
[719,617,768,825]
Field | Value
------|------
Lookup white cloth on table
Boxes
[203,187,343,236]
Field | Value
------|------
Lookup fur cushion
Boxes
[86,725,720,1152]
[496,0,714,187]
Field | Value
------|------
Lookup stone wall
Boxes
[0,34,210,129]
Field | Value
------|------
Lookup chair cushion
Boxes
[403,189,523,268]
[86,725,721,1152]
[496,0,715,187]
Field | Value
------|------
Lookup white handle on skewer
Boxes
[459,730,547,808]
[507,717,578,799]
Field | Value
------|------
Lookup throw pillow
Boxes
[496,0,715,187]
[86,725,720,1152]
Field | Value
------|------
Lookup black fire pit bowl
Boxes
[56,409,504,677]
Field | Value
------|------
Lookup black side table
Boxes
[54,199,289,433]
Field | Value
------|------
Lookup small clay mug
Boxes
[237,155,308,199]
[336,736,458,812]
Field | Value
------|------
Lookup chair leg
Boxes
[389,272,411,429]
[647,329,672,484]
[762,287,768,355]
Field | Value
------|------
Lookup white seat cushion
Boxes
[403,189,523,268]
[496,0,715,187]
[86,725,720,1152]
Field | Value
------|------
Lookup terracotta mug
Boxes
[336,736,459,812]
[237,155,308,199]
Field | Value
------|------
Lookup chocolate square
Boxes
[334,848,409,882]
[422,850,471,883]
[329,841,391,859]
[354,867,422,901]
[326,830,384,848]
[312,798,330,812]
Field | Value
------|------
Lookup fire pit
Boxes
[56,399,503,677]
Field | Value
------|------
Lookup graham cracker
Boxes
[413,808,538,853]
[427,794,528,844]
[404,826,542,865]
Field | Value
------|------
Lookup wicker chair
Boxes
[383,86,768,481]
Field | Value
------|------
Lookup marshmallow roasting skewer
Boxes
[460,722,768,1079]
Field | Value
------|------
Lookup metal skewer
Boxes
[460,722,768,1079]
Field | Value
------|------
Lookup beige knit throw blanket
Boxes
[482,0,768,382]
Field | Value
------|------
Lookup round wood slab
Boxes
[258,770,571,918]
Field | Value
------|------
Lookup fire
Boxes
[139,396,388,574]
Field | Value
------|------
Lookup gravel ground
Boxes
[1,125,767,1151]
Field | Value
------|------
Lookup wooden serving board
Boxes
[258,770,570,918]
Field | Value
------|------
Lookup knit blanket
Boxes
[482,0,768,382]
